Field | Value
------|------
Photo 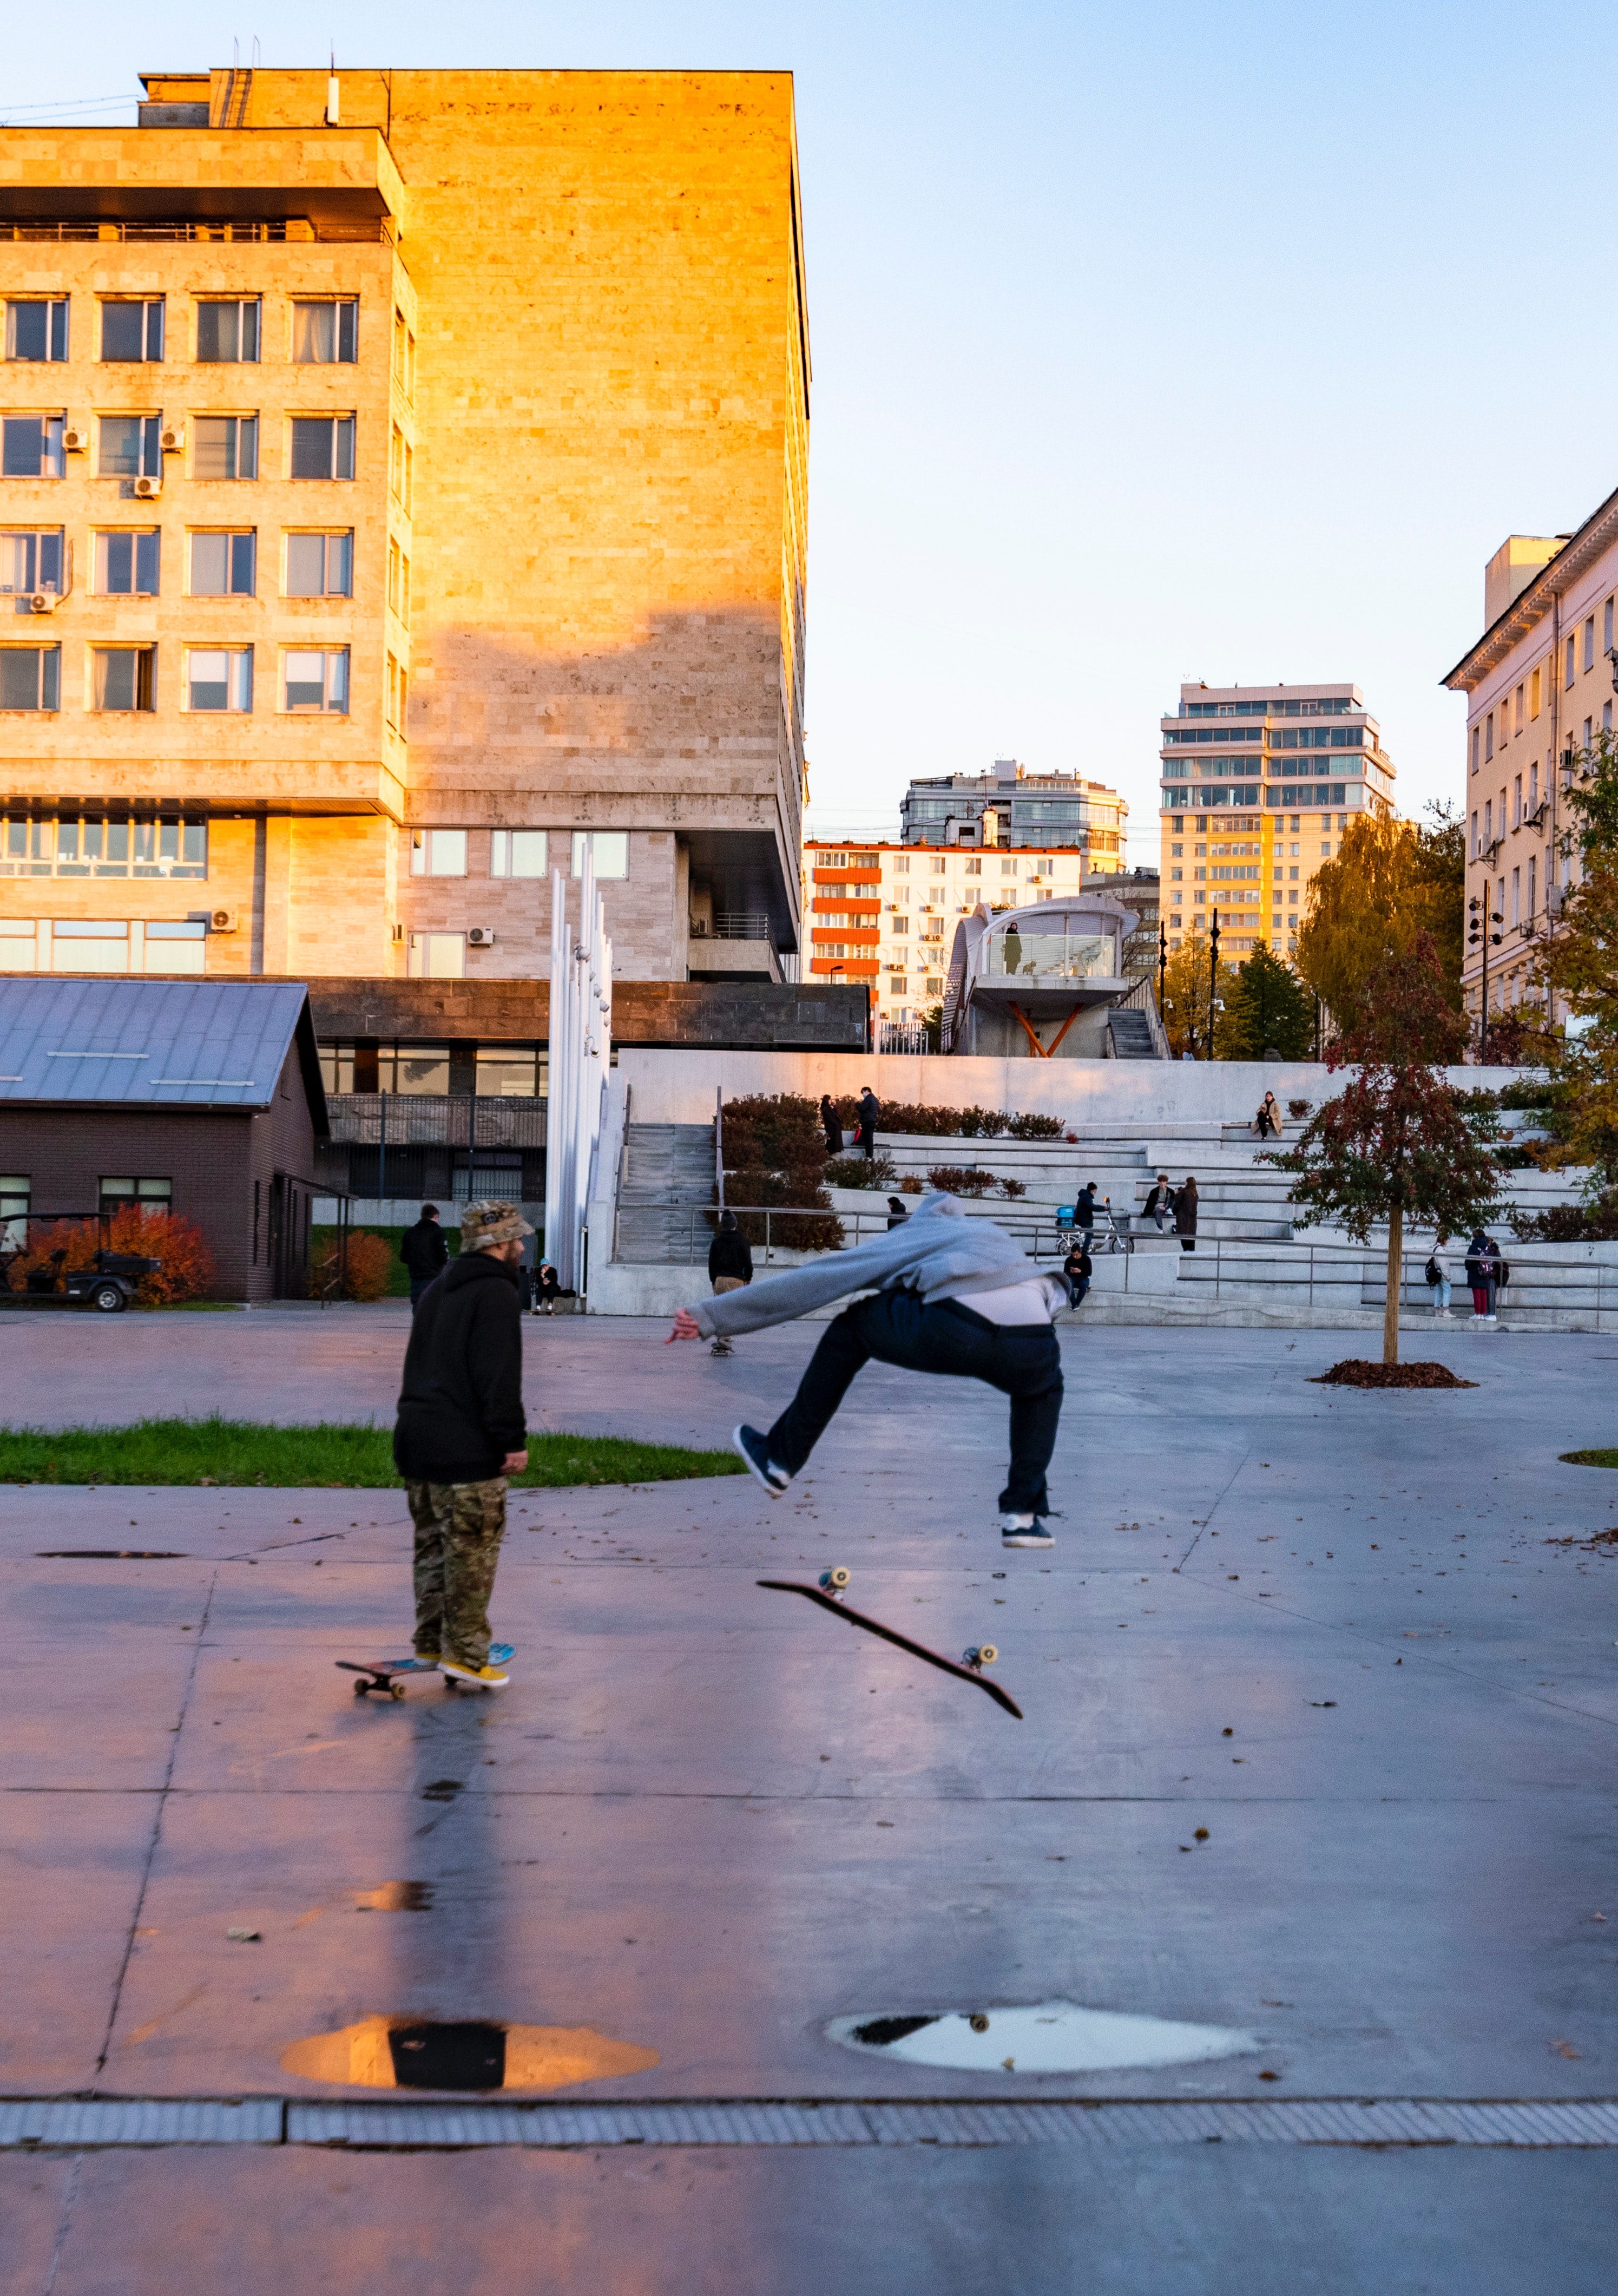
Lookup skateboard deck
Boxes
[336,1659,416,1700]
[757,1570,1024,1718]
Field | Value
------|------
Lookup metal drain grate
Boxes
[4,2097,1618,2150]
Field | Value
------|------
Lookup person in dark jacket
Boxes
[1464,1230,1502,1324]
[1062,1239,1093,1308]
[534,1262,561,1315]
[886,1196,910,1231]
[819,1094,844,1156]
[707,1209,753,1356]
[392,1199,531,1688]
[1074,1183,1098,1237]
[1175,1176,1199,1253]
[1141,1174,1174,1231]
[856,1085,880,1160]
[399,1203,450,1310]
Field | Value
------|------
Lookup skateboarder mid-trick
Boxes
[392,1199,531,1688]
[668,1191,1066,1548]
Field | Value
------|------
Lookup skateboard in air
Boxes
[757,1569,1024,1718]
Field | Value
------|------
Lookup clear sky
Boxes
[11,1,1618,864]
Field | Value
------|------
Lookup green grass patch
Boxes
[0,1416,745,1489]
[1560,1448,1618,1468]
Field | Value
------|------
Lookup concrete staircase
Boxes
[1106,1007,1159,1059]
[614,1123,715,1263]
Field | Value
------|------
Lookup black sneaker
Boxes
[733,1423,792,1497]
[999,1513,1055,1549]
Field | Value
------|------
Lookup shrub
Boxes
[898,1176,924,1195]
[874,1101,959,1138]
[10,1208,216,1306]
[824,1152,898,1191]
[719,1093,825,1173]
[716,1169,843,1252]
[998,1177,1028,1199]
[1510,1194,1618,1241]
[1287,1098,1311,1119]
[957,1106,1009,1138]
[315,1229,395,1302]
[925,1165,994,1197]
[1007,1112,1064,1140]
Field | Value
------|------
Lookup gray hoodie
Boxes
[690,1192,1033,1340]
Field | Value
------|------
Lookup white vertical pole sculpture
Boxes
[542,851,613,1295]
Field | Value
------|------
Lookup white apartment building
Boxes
[1442,509,1618,1033]
[804,838,1093,1026]
[1160,681,1396,957]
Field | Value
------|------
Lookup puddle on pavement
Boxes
[36,1550,188,1559]
[828,1999,1257,2074]
[281,2017,660,2092]
[355,1881,435,1912]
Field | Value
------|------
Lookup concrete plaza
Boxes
[2,1311,1617,2290]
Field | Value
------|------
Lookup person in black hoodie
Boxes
[856,1085,881,1161]
[706,1209,753,1357]
[392,1198,530,1688]
[399,1202,450,1310]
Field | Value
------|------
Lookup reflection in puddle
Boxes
[281,2017,660,2092]
[828,1999,1257,2074]
[354,1881,435,1912]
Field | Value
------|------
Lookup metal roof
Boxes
[0,978,326,1120]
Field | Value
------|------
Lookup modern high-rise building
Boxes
[899,760,1127,864]
[0,67,808,989]
[1159,683,1396,959]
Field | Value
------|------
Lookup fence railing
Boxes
[326,1093,547,1147]
[1172,1236,1618,1321]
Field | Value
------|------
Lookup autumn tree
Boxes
[1219,946,1316,1061]
[1295,807,1464,1037]
[1160,926,1241,1058]
[1265,934,1503,1366]
[1521,727,1618,1210]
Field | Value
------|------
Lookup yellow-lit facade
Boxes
[0,68,809,985]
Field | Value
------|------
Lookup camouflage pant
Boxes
[406,1477,507,1669]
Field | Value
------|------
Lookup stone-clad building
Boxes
[0,65,808,989]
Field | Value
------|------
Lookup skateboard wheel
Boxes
[969,2014,991,2033]
[977,1644,998,1667]
[389,1683,405,1701]
[353,1679,368,1697]
[820,1567,851,1591]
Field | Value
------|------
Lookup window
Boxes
[100,1177,172,1216]
[50,919,131,973]
[92,529,160,595]
[186,648,252,712]
[490,829,547,877]
[1528,856,1536,919]
[195,299,260,362]
[1512,775,1521,829]
[407,933,464,980]
[387,538,410,624]
[1484,712,1494,761]
[1585,716,1594,751]
[6,300,68,362]
[386,652,403,728]
[1529,762,1539,811]
[281,647,348,712]
[1470,726,1479,773]
[1000,857,1017,875]
[393,307,407,383]
[0,815,205,878]
[1510,867,1520,927]
[389,1045,452,1093]
[189,530,255,595]
[1530,668,1541,719]
[1483,801,1492,845]
[893,854,910,875]
[93,647,155,712]
[97,415,161,478]
[1514,684,1524,733]
[192,415,258,480]
[930,857,946,875]
[1567,635,1576,687]
[292,300,358,364]
[290,415,355,480]
[284,530,353,596]
[571,830,629,878]
[0,530,64,595]
[1585,616,1596,672]
[0,647,58,710]
[1470,810,1478,856]
[0,1172,27,1248]
[3,416,65,479]
[100,300,164,362]
[411,829,467,876]
[475,1047,540,1099]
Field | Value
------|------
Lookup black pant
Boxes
[409,1275,437,1311]
[765,1291,1063,1516]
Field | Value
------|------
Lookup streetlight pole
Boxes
[1157,921,1168,1025]
[1207,909,1220,1061]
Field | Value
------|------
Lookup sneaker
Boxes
[442,1658,510,1690]
[710,1340,734,1357]
[405,1642,512,1670]
[733,1423,792,1497]
[1000,1513,1055,1549]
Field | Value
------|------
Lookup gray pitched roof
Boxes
[0,978,326,1121]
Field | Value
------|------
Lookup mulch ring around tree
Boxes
[1310,1360,1478,1390]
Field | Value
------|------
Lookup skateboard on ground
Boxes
[336,1659,416,1700]
[757,1569,1024,1719]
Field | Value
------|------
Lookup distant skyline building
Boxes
[1159,683,1396,959]
[899,760,1127,863]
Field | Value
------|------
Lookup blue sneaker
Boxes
[733,1423,792,1497]
[398,1642,515,1670]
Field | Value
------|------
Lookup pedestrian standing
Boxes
[1464,1229,1502,1325]
[856,1085,881,1162]
[1425,1235,1452,1320]
[399,1202,450,1311]
[1074,1183,1098,1238]
[819,1095,845,1156]
[392,1199,530,1689]
[535,1261,561,1316]
[706,1209,753,1357]
[1141,1173,1174,1231]
[1175,1177,1199,1254]
[668,1193,1067,1550]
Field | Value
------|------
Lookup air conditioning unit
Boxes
[133,474,162,500]
[62,424,89,455]
[466,926,497,948]
[159,422,185,454]
[28,592,58,615]
[208,908,239,934]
